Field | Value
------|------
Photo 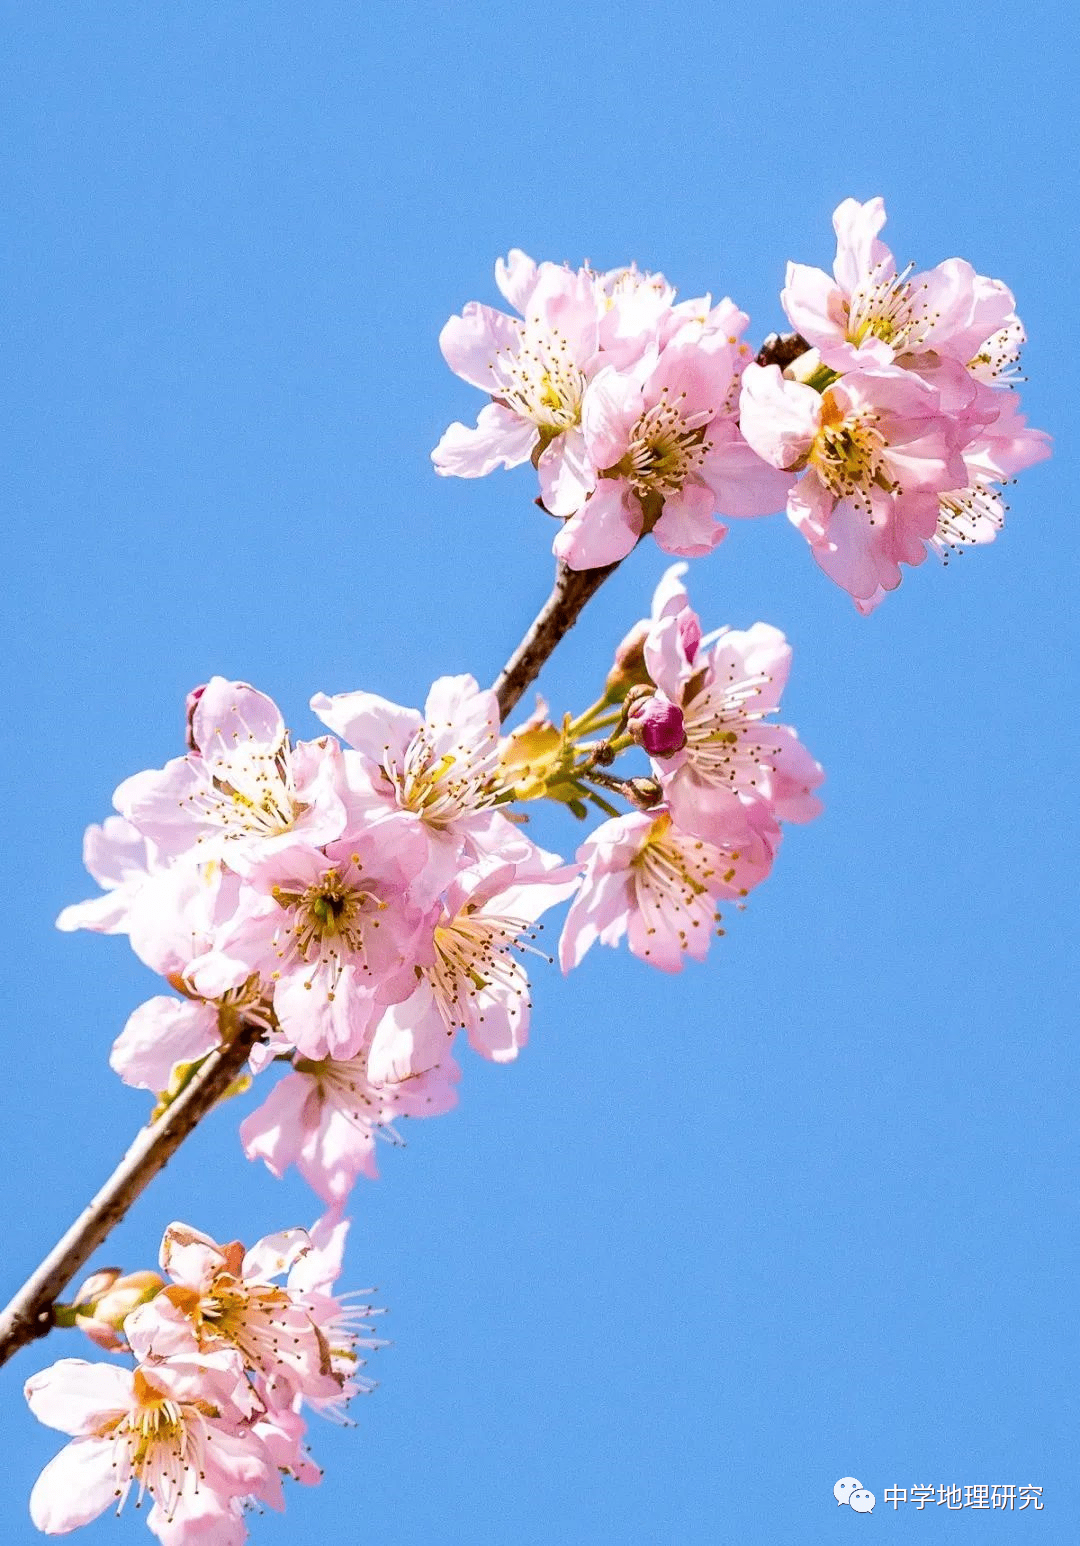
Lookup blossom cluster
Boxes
[26,199,1047,1544]
[558,565,823,970]
[433,200,1048,608]
[59,672,576,1203]
[738,196,1050,609]
[27,1214,373,1545]
[39,591,821,1534]
[432,248,793,568]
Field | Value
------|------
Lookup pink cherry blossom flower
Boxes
[780,196,1023,377]
[25,1354,278,1542]
[124,1223,343,1406]
[185,838,430,1061]
[391,852,579,1063]
[310,673,509,900]
[739,361,969,606]
[432,257,602,516]
[930,392,1051,560]
[559,809,776,974]
[554,309,793,569]
[113,678,348,866]
[239,1005,460,1203]
[852,394,1052,612]
[641,578,823,843]
[590,261,680,367]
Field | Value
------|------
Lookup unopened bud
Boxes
[624,777,665,809]
[627,695,686,758]
[605,621,653,697]
[72,1268,121,1306]
[75,1269,165,1351]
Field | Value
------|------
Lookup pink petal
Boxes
[193,679,284,765]
[82,817,149,890]
[699,424,795,518]
[30,1437,119,1533]
[110,997,221,1092]
[240,1073,318,1181]
[438,301,521,390]
[24,1359,132,1434]
[552,481,641,570]
[538,428,596,517]
[432,401,538,477]
[651,480,726,557]
[581,363,646,469]
[780,261,844,348]
[831,196,891,293]
[494,248,539,312]
[738,364,820,470]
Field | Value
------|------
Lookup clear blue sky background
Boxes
[1,3,1076,1542]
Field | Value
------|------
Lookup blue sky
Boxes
[1,2,1076,1541]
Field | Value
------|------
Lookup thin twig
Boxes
[494,560,618,721]
[0,1022,260,1367]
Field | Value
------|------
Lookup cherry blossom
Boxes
[310,673,510,900]
[113,678,348,866]
[762,198,1050,606]
[185,837,430,1061]
[239,1006,460,1203]
[432,257,601,517]
[780,195,1023,377]
[124,1222,342,1406]
[405,853,579,1062]
[25,1353,278,1543]
[559,810,776,974]
[739,360,970,605]
[640,571,823,842]
[554,306,793,570]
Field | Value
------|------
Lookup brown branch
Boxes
[0,1021,260,1368]
[494,559,619,721]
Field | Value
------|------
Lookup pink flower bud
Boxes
[627,695,686,757]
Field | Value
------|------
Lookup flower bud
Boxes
[623,776,665,809]
[627,695,686,758]
[605,621,653,698]
[75,1269,165,1352]
[72,1268,121,1306]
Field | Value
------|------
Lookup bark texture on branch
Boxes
[494,560,618,721]
[0,1022,260,1368]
